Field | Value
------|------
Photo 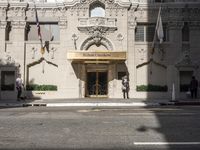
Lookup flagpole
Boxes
[34,2,44,56]
[151,0,163,55]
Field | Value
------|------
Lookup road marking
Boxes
[120,112,195,116]
[134,142,200,145]
[47,102,157,107]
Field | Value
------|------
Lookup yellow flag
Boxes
[41,47,45,55]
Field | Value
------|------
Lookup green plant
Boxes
[136,84,168,92]
[26,84,57,91]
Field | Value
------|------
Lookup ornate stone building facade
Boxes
[0,0,200,100]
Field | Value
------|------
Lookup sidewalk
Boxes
[0,98,200,107]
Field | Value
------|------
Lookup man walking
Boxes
[190,76,198,99]
[16,74,23,101]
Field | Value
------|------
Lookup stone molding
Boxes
[80,35,113,50]
[0,20,7,29]
[59,19,68,29]
[168,21,184,30]
[78,17,117,32]
[11,20,26,29]
[189,21,200,30]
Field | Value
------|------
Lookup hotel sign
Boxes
[67,51,126,60]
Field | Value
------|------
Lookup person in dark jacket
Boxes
[190,76,198,99]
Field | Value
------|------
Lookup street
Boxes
[0,106,200,150]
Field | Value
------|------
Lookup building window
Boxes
[5,22,11,41]
[182,22,189,42]
[89,2,105,17]
[26,22,60,41]
[1,71,15,91]
[135,24,155,42]
[135,24,168,42]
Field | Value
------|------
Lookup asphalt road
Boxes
[0,106,200,150]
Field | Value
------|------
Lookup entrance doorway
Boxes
[86,71,108,97]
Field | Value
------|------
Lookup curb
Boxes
[1,102,200,108]
[0,102,160,107]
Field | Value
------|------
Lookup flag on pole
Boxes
[34,4,44,55]
[157,7,164,44]
[151,6,164,54]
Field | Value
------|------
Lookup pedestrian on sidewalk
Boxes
[16,74,23,101]
[122,75,129,99]
[190,76,198,99]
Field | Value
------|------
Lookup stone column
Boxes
[58,17,69,92]
[189,22,200,64]
[167,21,183,99]
[11,20,26,86]
[0,20,6,53]
[189,21,200,84]
[127,16,137,98]
[0,3,8,54]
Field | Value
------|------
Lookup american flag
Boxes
[34,4,42,43]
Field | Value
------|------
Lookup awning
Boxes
[67,51,126,62]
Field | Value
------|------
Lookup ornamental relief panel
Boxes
[69,0,126,17]
[7,7,27,18]
[0,7,8,18]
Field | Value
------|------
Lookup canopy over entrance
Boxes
[67,51,126,63]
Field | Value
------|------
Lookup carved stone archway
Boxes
[80,36,113,51]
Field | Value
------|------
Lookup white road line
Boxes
[46,102,158,107]
[120,112,195,116]
[134,142,200,145]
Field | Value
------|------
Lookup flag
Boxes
[156,7,164,44]
[34,4,44,55]
[44,41,49,53]
[151,6,164,54]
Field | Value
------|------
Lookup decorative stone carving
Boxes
[189,21,200,30]
[12,20,26,29]
[0,52,17,66]
[31,47,37,59]
[168,21,184,30]
[117,33,124,41]
[90,27,105,46]
[78,17,117,32]
[80,36,113,50]
[175,51,198,69]
[50,47,57,59]
[80,0,86,4]
[59,19,68,29]
[138,49,147,62]
[72,34,79,50]
[0,21,7,29]
[128,17,137,29]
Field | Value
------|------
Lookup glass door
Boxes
[86,71,108,97]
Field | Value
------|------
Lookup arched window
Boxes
[89,2,105,17]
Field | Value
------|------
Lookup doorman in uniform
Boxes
[122,75,129,99]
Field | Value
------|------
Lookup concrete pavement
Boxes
[0,98,200,107]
